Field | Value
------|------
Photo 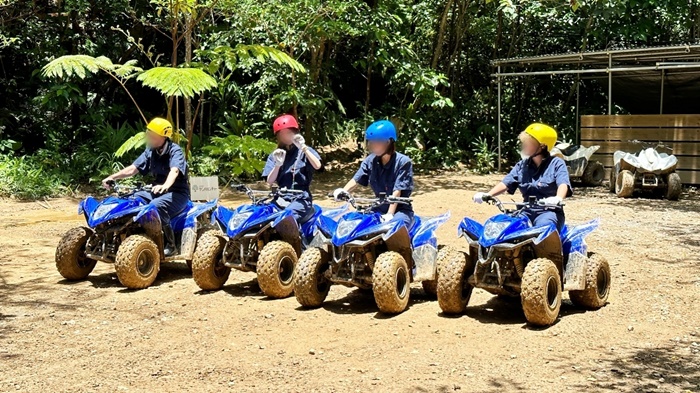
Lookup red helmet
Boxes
[273,114,299,134]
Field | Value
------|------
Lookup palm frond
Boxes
[136,67,217,98]
[202,45,306,74]
[115,131,146,157]
[42,55,142,80]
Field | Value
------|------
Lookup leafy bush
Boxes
[0,152,69,199]
[199,135,276,180]
[470,136,497,174]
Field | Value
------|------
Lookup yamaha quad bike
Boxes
[55,181,218,289]
[294,192,450,314]
[437,195,610,327]
[610,141,682,200]
[191,184,347,298]
[551,142,605,186]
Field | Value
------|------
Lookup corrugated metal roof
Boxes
[492,44,700,67]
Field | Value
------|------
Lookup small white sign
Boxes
[190,176,219,201]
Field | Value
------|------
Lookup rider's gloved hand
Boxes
[473,192,489,204]
[102,176,114,190]
[541,196,563,206]
[272,149,286,167]
[380,213,394,223]
[293,134,306,150]
[333,188,349,201]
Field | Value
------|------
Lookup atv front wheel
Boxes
[521,258,561,326]
[615,170,635,198]
[666,172,682,201]
[582,161,605,186]
[569,253,610,309]
[436,247,473,314]
[294,247,331,308]
[372,251,411,314]
[257,241,297,298]
[55,227,97,280]
[191,231,230,290]
[115,235,160,289]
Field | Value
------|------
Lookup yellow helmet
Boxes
[524,123,557,151]
[146,117,173,138]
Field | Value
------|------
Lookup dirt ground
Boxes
[1,171,699,393]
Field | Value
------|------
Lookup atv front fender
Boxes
[384,224,413,271]
[134,204,164,258]
[273,211,302,255]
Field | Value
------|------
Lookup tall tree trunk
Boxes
[431,0,455,70]
[184,14,193,159]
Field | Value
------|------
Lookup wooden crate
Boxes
[580,115,700,184]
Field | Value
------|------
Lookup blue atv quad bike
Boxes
[55,181,218,289]
[191,185,347,298]
[437,195,611,327]
[293,192,450,314]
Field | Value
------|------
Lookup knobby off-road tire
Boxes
[582,161,605,186]
[521,258,562,327]
[115,235,160,289]
[372,251,411,314]
[609,170,617,193]
[569,253,611,309]
[615,170,635,198]
[436,247,474,314]
[55,227,97,280]
[257,240,297,299]
[666,173,682,201]
[294,247,331,308]
[191,231,230,290]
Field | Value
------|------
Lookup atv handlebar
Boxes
[232,184,306,204]
[108,180,153,196]
[327,191,412,212]
[483,195,564,214]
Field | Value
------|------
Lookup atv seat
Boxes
[558,144,581,156]
[298,205,318,225]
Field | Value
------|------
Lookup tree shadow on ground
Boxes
[56,261,192,291]
[573,339,700,392]
[576,185,700,214]
[297,286,434,318]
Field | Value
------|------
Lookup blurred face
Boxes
[367,140,391,156]
[276,128,296,146]
[146,130,167,149]
[519,134,542,159]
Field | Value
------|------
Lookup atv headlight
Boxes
[336,219,361,238]
[228,212,253,230]
[483,221,510,240]
[93,203,117,219]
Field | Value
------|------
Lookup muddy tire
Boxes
[615,170,635,198]
[582,161,605,186]
[422,280,438,298]
[372,251,411,314]
[191,231,230,290]
[666,172,682,201]
[569,253,611,309]
[609,169,617,193]
[115,235,160,289]
[294,247,331,308]
[55,227,97,280]
[436,247,473,314]
[521,258,561,327]
[257,241,297,299]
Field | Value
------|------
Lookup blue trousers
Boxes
[134,190,190,228]
[520,208,565,233]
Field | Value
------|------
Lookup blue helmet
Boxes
[365,120,397,142]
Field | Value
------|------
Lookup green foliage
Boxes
[470,137,497,175]
[136,67,217,98]
[201,135,276,178]
[42,55,142,80]
[200,45,306,74]
[0,153,69,199]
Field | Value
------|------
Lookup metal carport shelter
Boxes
[491,44,700,171]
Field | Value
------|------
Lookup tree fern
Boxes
[115,132,146,158]
[136,67,217,99]
[201,44,306,74]
[41,55,142,80]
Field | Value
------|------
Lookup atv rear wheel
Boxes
[615,170,635,198]
[436,247,473,314]
[257,241,297,298]
[666,172,682,201]
[372,251,411,314]
[569,253,610,309]
[294,247,331,308]
[521,258,561,326]
[115,234,160,289]
[55,227,97,280]
[582,161,605,186]
[191,231,230,290]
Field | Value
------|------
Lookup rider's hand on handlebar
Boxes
[473,192,489,204]
[152,184,169,195]
[333,188,350,202]
[102,177,114,190]
[380,213,394,223]
[540,196,563,206]
[272,149,286,167]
